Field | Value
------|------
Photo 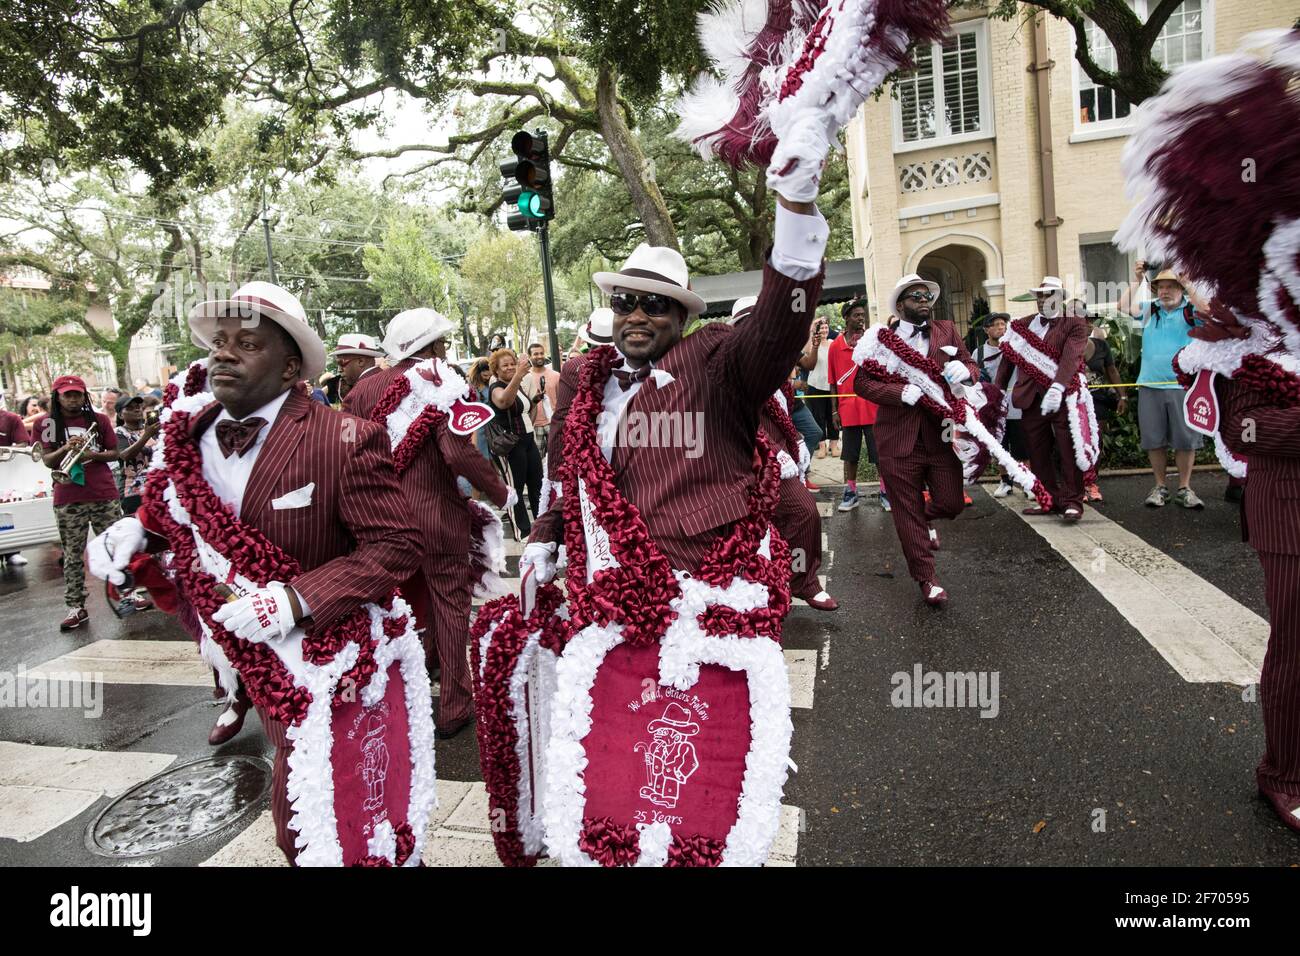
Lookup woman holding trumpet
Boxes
[31,375,122,630]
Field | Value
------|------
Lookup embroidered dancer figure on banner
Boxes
[635,703,701,810]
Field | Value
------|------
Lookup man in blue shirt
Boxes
[1119,261,1210,509]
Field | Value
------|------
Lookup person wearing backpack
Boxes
[1119,261,1210,509]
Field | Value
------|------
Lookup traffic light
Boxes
[501,130,555,231]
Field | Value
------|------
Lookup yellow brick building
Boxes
[844,0,1295,329]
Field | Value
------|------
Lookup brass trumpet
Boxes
[52,421,99,484]
[0,444,42,464]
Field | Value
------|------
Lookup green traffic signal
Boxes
[517,191,552,218]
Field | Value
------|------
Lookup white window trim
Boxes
[892,19,995,155]
[1071,0,1214,134]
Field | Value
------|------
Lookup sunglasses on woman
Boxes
[609,291,674,317]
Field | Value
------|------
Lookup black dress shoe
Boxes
[435,715,474,740]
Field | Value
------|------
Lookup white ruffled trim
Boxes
[504,632,557,857]
[543,622,624,868]
[199,633,239,703]
[382,358,472,451]
[633,821,674,867]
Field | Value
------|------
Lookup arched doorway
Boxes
[915,244,989,336]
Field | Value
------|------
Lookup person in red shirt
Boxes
[826,296,880,511]
[0,404,32,568]
[32,375,121,629]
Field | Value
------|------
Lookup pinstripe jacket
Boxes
[530,261,824,572]
[1221,379,1300,555]
[144,387,422,628]
[344,358,511,557]
[854,319,977,460]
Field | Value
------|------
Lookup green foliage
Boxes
[363,219,460,313]
[565,0,710,101]
[0,0,235,190]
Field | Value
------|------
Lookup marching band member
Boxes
[994,277,1097,524]
[853,275,978,607]
[345,307,513,740]
[330,332,385,402]
[88,282,428,864]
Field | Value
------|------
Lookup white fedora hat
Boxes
[582,306,614,345]
[728,295,758,325]
[330,333,385,358]
[888,273,941,319]
[382,308,456,362]
[1030,275,1066,294]
[189,280,327,380]
[593,244,707,316]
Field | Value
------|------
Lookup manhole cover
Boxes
[87,754,272,858]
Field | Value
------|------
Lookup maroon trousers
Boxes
[404,555,474,729]
[877,445,964,584]
[1257,551,1300,802]
[773,477,822,599]
[1021,405,1084,512]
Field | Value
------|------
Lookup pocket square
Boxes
[271,482,315,510]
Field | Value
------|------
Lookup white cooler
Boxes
[0,447,58,554]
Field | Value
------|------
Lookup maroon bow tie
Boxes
[215,417,267,458]
[612,365,652,392]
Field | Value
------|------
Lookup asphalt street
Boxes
[0,471,1295,866]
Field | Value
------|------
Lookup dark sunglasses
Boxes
[902,290,935,303]
[610,291,674,317]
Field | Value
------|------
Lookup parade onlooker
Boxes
[521,342,561,458]
[826,296,879,511]
[467,359,493,460]
[1119,261,1209,509]
[802,314,839,459]
[32,375,122,630]
[1080,303,1126,503]
[99,387,123,418]
[20,395,48,432]
[488,348,543,535]
[113,394,160,516]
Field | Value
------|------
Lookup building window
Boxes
[1079,235,1132,306]
[1076,1,1208,129]
[892,20,993,152]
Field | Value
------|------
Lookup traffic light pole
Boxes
[537,222,561,369]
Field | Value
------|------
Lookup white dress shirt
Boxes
[596,355,675,463]
[199,389,291,519]
[770,203,829,280]
[896,319,930,351]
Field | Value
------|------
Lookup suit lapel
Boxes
[240,387,311,526]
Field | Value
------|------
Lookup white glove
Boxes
[766,113,835,202]
[901,384,923,406]
[504,487,519,511]
[942,360,973,385]
[1040,383,1065,416]
[520,541,558,585]
[86,516,146,586]
[212,583,298,644]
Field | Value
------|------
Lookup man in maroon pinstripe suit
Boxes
[345,308,512,739]
[854,275,978,607]
[1221,377,1300,832]
[89,281,422,864]
[994,277,1090,522]
[521,191,828,583]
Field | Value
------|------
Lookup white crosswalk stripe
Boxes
[0,742,174,842]
[991,493,1266,684]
